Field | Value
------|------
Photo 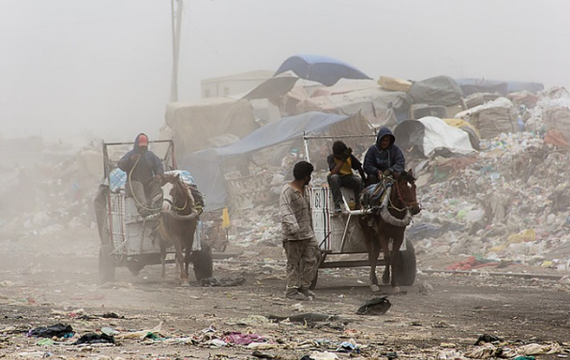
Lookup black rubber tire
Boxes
[192,244,213,281]
[99,244,116,284]
[396,239,416,286]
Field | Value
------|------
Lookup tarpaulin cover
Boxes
[275,54,371,86]
[394,117,477,157]
[242,73,299,100]
[181,112,372,210]
[455,97,517,139]
[296,87,412,128]
[456,78,544,95]
[165,98,257,156]
[408,76,463,106]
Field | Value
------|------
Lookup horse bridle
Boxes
[390,178,419,212]
[163,188,189,212]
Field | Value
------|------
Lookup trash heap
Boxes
[409,130,570,270]
[0,141,102,241]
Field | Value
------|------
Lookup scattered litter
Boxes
[267,313,339,323]
[223,332,266,345]
[474,334,502,345]
[73,333,115,345]
[300,351,338,360]
[28,323,73,338]
[356,296,391,315]
[115,322,163,340]
[200,276,247,287]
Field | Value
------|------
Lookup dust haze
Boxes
[1,0,570,142]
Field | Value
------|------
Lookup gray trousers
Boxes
[327,173,363,208]
[283,237,321,293]
[126,180,161,215]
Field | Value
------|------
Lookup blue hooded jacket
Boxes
[118,133,164,186]
[363,127,405,176]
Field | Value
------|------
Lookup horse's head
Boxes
[159,174,177,212]
[393,169,421,215]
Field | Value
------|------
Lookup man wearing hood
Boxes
[118,133,164,217]
[363,127,405,185]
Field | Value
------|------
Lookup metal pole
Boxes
[170,0,183,102]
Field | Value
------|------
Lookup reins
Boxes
[389,176,419,213]
[170,181,190,212]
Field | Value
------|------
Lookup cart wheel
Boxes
[396,239,416,286]
[191,243,213,281]
[99,244,116,284]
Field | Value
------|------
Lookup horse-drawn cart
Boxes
[304,135,418,289]
[95,139,213,283]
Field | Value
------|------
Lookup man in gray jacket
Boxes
[279,161,321,300]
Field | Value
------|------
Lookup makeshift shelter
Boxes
[275,54,372,86]
[295,87,412,128]
[408,76,463,106]
[455,97,518,139]
[394,117,477,158]
[181,112,373,210]
[242,72,299,100]
[164,97,258,157]
[456,78,544,96]
[309,79,379,97]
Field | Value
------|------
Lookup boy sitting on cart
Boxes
[327,141,366,213]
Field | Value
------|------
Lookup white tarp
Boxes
[394,116,477,157]
[418,117,476,156]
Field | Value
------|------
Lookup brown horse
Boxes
[157,173,198,286]
[360,170,421,293]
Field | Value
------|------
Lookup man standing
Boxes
[363,127,405,185]
[327,141,366,213]
[118,133,164,217]
[279,161,321,300]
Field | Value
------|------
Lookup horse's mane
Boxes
[399,170,416,183]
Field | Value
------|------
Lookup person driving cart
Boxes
[363,127,405,185]
[118,133,164,217]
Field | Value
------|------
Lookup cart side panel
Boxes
[124,198,163,254]
[310,187,332,251]
[109,193,126,253]
[109,193,162,255]
[310,186,368,253]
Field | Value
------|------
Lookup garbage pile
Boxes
[0,140,102,241]
[410,130,570,269]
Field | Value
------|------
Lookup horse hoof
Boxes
[370,284,380,292]
[180,282,190,288]
[392,286,401,294]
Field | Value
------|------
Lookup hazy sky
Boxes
[1,0,569,144]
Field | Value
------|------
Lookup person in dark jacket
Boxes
[363,127,405,185]
[118,133,164,217]
[327,141,366,213]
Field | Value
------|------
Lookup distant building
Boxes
[201,70,274,98]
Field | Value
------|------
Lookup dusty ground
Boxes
[1,227,569,360]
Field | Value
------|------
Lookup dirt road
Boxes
[1,227,569,359]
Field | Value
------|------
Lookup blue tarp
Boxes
[181,112,368,210]
[275,54,371,86]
